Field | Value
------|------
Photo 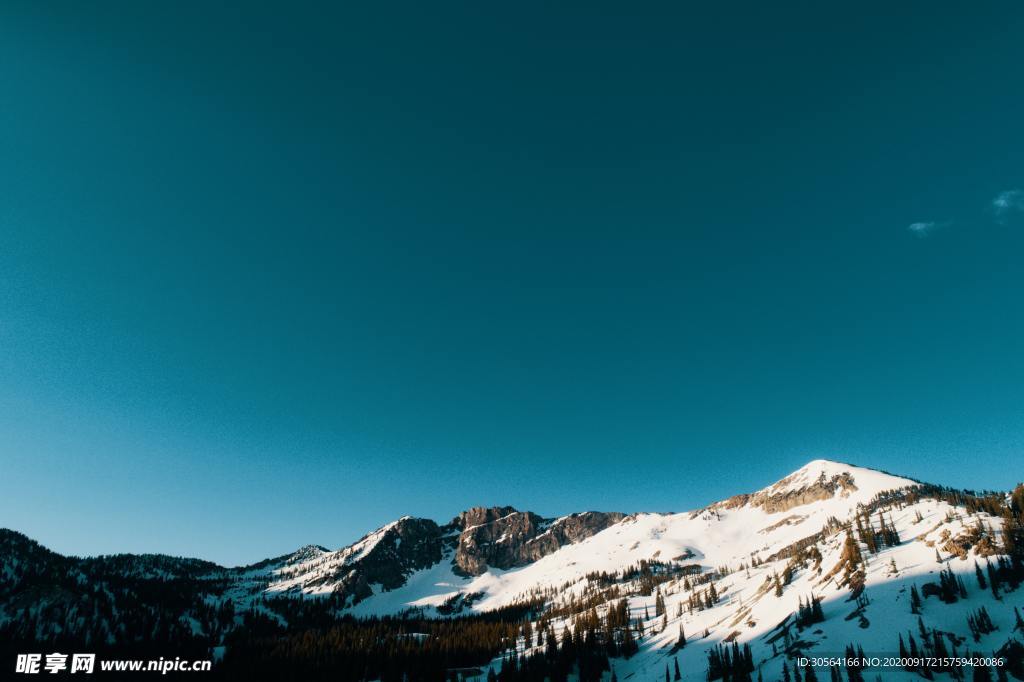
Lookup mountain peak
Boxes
[775,458,917,494]
[715,458,919,514]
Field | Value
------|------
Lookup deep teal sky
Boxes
[1,2,1023,566]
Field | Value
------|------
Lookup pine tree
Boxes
[908,633,919,659]
[987,560,1001,599]
[935,566,962,603]
[620,624,638,658]
[675,657,682,681]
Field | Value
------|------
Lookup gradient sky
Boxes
[1,2,1023,566]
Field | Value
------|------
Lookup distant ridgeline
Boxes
[2,461,1024,681]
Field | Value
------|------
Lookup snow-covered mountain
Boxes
[3,459,1023,682]
[242,460,914,616]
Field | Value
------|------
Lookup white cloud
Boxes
[993,189,1024,222]
[908,221,937,236]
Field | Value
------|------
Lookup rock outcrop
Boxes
[295,516,448,604]
[448,507,625,576]
[720,471,859,513]
[272,507,626,601]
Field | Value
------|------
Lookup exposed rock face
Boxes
[758,514,808,534]
[303,517,448,604]
[721,472,859,514]
[448,507,625,576]
[449,507,545,576]
[350,517,447,590]
[285,507,626,601]
[939,524,999,560]
[754,471,858,512]
[519,511,627,562]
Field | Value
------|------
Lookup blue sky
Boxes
[1,2,1022,566]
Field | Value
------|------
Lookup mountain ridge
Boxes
[0,458,932,618]
[1,460,912,568]
[0,459,922,572]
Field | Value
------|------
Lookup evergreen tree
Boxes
[620,625,638,659]
[910,585,922,614]
[987,560,1001,599]
[938,567,961,603]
